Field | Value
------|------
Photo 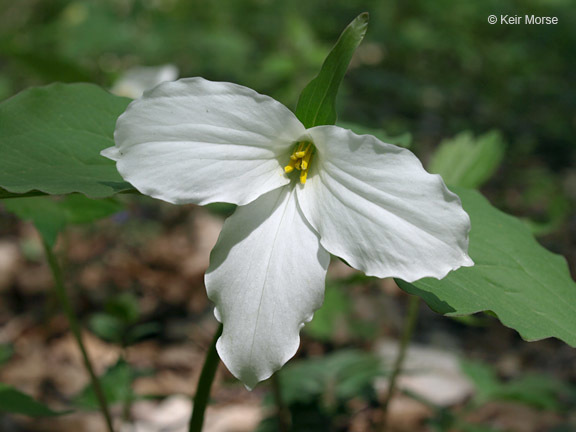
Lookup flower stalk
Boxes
[189,323,223,432]
[42,240,115,432]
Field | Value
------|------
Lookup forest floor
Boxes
[0,199,575,432]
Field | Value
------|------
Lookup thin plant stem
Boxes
[42,240,115,432]
[189,323,223,432]
[380,294,420,431]
[271,372,290,432]
[120,350,133,424]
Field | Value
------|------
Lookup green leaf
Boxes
[461,359,570,410]
[0,383,71,417]
[280,350,383,406]
[104,293,140,324]
[89,293,144,344]
[497,375,569,410]
[459,360,501,404]
[0,188,46,200]
[0,83,132,198]
[0,345,13,366]
[1,44,94,83]
[304,283,350,341]
[2,195,122,247]
[428,130,506,189]
[295,13,369,128]
[397,188,576,346]
[89,313,126,344]
[75,359,134,410]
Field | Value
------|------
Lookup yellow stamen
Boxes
[285,141,314,184]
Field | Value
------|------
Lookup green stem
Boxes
[380,294,420,431]
[120,350,133,424]
[271,372,290,432]
[189,323,223,432]
[42,241,115,432]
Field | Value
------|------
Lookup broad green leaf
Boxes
[0,383,70,417]
[2,195,122,247]
[1,44,94,83]
[428,130,505,189]
[397,188,576,346]
[0,83,132,198]
[295,13,369,128]
[0,188,46,200]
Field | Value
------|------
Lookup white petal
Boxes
[205,186,330,389]
[100,146,122,161]
[297,126,473,282]
[107,78,306,205]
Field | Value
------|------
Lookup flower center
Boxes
[284,141,315,184]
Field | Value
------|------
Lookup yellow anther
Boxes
[300,170,308,184]
[294,142,312,159]
[284,159,296,173]
[301,150,312,170]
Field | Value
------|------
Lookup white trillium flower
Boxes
[102,77,474,389]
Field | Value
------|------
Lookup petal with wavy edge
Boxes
[104,78,306,206]
[297,126,473,282]
[205,186,330,389]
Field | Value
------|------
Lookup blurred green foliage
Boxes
[1,0,574,166]
[0,344,13,367]
[74,358,137,411]
[89,293,161,346]
[429,130,506,189]
[3,195,123,246]
[0,383,72,417]
[2,0,573,247]
[461,359,575,411]
[258,350,385,431]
